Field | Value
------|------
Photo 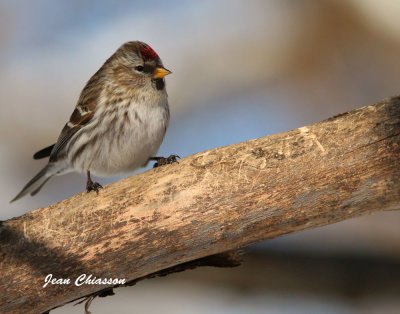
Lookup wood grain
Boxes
[1,96,399,313]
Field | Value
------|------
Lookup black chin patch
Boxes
[152,78,165,90]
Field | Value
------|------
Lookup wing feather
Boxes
[33,144,55,159]
[49,70,104,162]
[49,109,95,162]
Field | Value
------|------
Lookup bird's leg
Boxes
[86,170,102,194]
[149,155,180,168]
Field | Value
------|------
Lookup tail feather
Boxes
[11,164,55,203]
[30,177,52,196]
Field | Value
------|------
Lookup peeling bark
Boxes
[1,96,399,313]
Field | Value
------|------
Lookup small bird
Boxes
[11,41,178,202]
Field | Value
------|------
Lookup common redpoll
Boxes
[11,41,178,202]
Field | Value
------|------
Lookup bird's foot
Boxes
[151,154,180,168]
[86,180,103,194]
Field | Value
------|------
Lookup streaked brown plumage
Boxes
[11,41,175,202]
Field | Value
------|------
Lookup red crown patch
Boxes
[139,44,159,61]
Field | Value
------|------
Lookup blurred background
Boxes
[1,0,400,313]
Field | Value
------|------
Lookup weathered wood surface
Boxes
[1,96,399,313]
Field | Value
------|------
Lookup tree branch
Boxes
[1,96,400,313]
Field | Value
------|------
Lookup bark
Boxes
[1,96,399,314]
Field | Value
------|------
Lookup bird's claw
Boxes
[86,181,103,194]
[152,154,180,168]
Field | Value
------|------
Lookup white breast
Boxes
[68,94,170,177]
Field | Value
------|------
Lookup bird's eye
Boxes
[135,66,144,72]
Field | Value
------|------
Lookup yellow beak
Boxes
[153,67,172,79]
